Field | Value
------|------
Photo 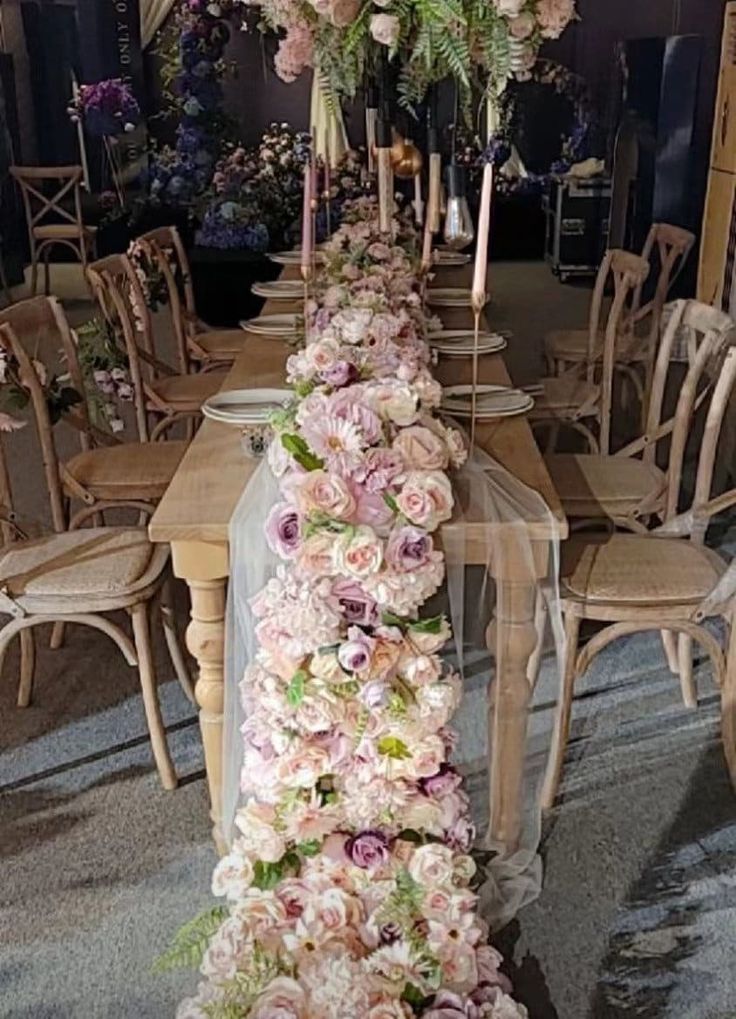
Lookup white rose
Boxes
[408,843,455,887]
[370,12,400,46]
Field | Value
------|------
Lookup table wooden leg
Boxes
[486,574,541,853]
[186,577,227,853]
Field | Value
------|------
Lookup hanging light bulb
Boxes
[443,163,474,250]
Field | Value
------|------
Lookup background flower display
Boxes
[241,0,577,108]
[195,124,311,250]
[159,199,528,1018]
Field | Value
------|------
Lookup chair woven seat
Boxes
[33,223,96,240]
[561,534,725,605]
[149,371,224,407]
[531,377,598,416]
[0,527,159,600]
[545,453,665,518]
[64,440,188,500]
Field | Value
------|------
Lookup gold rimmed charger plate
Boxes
[441,384,534,419]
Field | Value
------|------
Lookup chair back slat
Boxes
[690,345,736,539]
[0,295,93,450]
[10,166,84,232]
[0,321,67,533]
[134,231,191,374]
[87,254,154,442]
[598,249,650,454]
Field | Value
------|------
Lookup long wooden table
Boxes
[149,264,567,852]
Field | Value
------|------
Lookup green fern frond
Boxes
[153,906,229,974]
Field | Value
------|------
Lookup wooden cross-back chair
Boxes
[137,226,250,369]
[544,300,735,534]
[545,223,695,388]
[87,253,224,441]
[0,316,194,789]
[0,296,188,531]
[10,166,96,296]
[541,342,736,808]
[530,249,650,454]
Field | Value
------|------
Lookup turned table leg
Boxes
[486,542,548,853]
[170,540,230,854]
[186,577,227,852]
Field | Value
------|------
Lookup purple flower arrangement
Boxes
[68,78,140,138]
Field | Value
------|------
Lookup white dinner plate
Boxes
[251,280,304,300]
[268,250,326,266]
[433,250,471,266]
[426,287,487,308]
[441,384,534,419]
[240,313,299,336]
[430,330,506,357]
[202,388,292,425]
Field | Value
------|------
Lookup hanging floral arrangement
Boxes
[237,0,577,107]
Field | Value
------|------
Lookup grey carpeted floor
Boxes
[1,262,735,1019]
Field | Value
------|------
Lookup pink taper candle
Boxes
[471,162,494,314]
[301,162,313,279]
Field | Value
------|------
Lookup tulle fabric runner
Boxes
[224,442,564,931]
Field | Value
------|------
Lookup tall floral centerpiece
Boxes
[68,78,141,205]
[240,0,577,105]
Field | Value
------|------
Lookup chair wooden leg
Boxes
[661,630,680,675]
[722,613,736,788]
[545,422,561,454]
[50,621,66,650]
[17,629,35,707]
[131,601,177,790]
[30,254,38,297]
[541,611,581,810]
[160,578,195,704]
[43,248,51,296]
[678,633,697,709]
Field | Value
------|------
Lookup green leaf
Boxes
[402,982,429,1009]
[381,611,407,630]
[286,669,307,707]
[383,492,399,513]
[377,736,412,760]
[152,906,229,973]
[297,839,321,857]
[252,859,284,891]
[281,433,323,472]
[410,615,444,635]
[396,828,424,844]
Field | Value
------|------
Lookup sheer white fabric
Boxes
[223,442,563,932]
[140,0,177,49]
[309,72,349,166]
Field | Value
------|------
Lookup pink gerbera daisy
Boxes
[301,414,364,472]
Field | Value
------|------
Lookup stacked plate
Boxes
[433,250,471,266]
[268,250,326,267]
[441,384,534,420]
[427,287,487,308]
[252,279,304,300]
[240,313,299,336]
[430,330,506,357]
[202,388,291,425]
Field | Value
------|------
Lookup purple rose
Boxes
[337,627,374,673]
[445,815,476,852]
[332,579,379,626]
[419,764,462,798]
[320,360,358,388]
[386,525,432,572]
[421,991,473,1018]
[345,829,389,869]
[264,501,301,559]
[359,679,390,709]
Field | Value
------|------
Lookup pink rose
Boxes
[250,977,306,1019]
[296,533,338,576]
[395,471,453,530]
[295,470,356,520]
[393,425,449,470]
[537,0,576,38]
[335,526,383,577]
